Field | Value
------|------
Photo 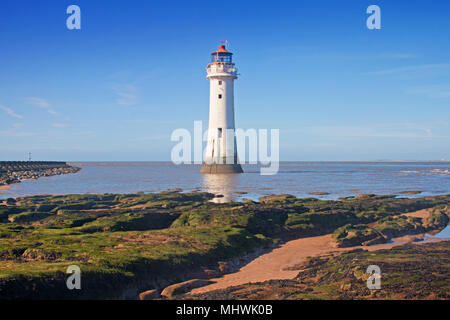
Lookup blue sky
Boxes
[0,0,449,161]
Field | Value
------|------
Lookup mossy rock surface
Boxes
[333,224,386,247]
[186,241,450,300]
[0,191,449,299]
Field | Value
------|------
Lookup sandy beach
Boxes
[191,209,447,295]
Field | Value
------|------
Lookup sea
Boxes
[1,161,449,237]
[1,161,449,201]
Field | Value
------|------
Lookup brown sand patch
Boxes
[402,208,432,219]
[190,230,448,295]
[391,234,425,242]
[191,234,343,294]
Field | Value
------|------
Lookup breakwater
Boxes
[0,161,81,185]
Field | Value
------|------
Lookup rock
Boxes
[356,194,376,199]
[333,224,386,247]
[340,283,353,291]
[231,257,240,267]
[218,261,231,273]
[138,289,161,300]
[21,248,61,261]
[361,235,387,246]
[258,194,295,203]
[352,268,370,281]
[403,235,424,242]
[308,192,330,196]
[339,196,355,200]
[203,269,219,277]
[400,191,422,195]
[6,198,16,205]
[160,279,214,298]
[344,248,366,254]
[0,162,81,186]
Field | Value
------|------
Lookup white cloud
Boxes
[406,84,450,99]
[24,97,50,108]
[0,105,23,119]
[0,130,35,137]
[52,123,69,128]
[133,135,167,141]
[298,123,449,139]
[24,97,58,115]
[0,123,34,137]
[369,63,450,76]
[377,53,417,60]
[113,84,139,106]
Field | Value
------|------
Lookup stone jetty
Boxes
[0,161,81,185]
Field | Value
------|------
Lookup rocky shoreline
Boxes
[0,191,448,299]
[185,241,450,300]
[0,161,81,186]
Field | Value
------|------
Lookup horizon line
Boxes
[33,159,450,163]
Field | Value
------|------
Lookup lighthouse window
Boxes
[218,128,222,138]
[218,80,222,85]
[218,94,222,99]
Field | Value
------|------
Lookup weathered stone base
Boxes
[200,163,243,174]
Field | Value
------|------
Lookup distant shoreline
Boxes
[65,160,450,163]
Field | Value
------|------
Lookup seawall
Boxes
[0,161,81,185]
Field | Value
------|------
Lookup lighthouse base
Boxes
[200,163,243,174]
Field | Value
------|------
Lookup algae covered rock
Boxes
[139,289,161,300]
[356,194,376,199]
[400,191,422,195]
[8,211,52,223]
[333,224,386,247]
[21,248,61,261]
[258,194,296,203]
[423,207,449,230]
[161,279,213,298]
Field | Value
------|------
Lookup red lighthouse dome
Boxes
[211,44,233,63]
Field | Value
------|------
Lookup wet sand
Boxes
[0,185,10,192]
[191,209,446,295]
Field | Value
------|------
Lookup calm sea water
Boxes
[1,161,449,202]
[2,161,449,237]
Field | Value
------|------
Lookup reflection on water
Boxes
[202,174,239,203]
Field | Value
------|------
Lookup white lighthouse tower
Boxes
[201,43,243,174]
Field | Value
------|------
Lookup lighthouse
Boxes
[201,43,243,174]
